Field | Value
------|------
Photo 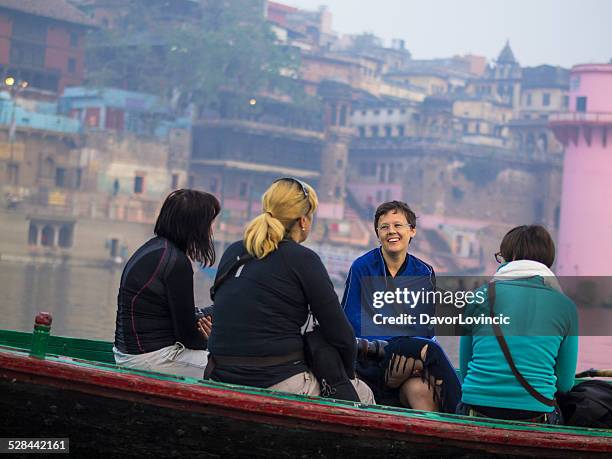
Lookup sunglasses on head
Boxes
[273,177,309,199]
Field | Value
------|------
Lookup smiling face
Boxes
[376,210,416,258]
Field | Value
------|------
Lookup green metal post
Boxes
[30,312,52,359]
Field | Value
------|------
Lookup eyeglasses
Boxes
[273,177,309,199]
[377,223,414,234]
[495,252,504,264]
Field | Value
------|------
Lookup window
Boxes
[387,109,393,115]
[576,96,587,112]
[400,108,406,114]
[563,95,569,108]
[85,107,100,127]
[70,32,79,47]
[12,17,47,42]
[384,125,392,137]
[10,42,45,67]
[41,225,54,247]
[397,125,405,137]
[28,223,37,245]
[105,108,125,130]
[371,126,379,137]
[338,105,347,126]
[55,167,66,188]
[542,93,551,107]
[109,238,119,257]
[58,225,73,248]
[75,168,82,189]
[526,93,532,106]
[335,186,341,198]
[455,235,464,253]
[336,159,343,169]
[239,182,248,198]
[42,73,59,92]
[134,175,144,194]
[7,163,19,185]
[68,58,76,74]
[358,126,365,137]
[379,164,386,182]
[373,109,380,116]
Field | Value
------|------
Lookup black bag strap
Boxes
[210,253,253,301]
[488,281,555,407]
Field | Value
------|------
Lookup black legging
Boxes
[357,337,461,412]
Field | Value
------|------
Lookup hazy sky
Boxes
[284,0,612,68]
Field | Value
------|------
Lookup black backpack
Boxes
[557,380,612,429]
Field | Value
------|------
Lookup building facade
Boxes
[0,0,95,94]
[551,64,612,276]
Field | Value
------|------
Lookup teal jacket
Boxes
[459,276,579,412]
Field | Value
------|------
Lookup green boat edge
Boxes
[1,328,610,439]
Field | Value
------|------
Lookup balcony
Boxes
[549,112,612,126]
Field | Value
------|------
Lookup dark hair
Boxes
[154,189,220,266]
[499,225,555,268]
[374,201,417,235]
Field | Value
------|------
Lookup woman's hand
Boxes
[197,316,213,340]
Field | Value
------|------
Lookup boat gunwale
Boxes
[1,345,611,455]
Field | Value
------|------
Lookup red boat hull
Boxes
[1,350,610,457]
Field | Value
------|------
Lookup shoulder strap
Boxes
[210,253,253,301]
[488,281,555,407]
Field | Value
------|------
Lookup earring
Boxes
[301,227,305,231]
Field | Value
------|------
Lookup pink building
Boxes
[550,64,612,276]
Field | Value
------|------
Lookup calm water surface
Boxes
[1,261,610,371]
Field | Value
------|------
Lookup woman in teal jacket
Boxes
[458,225,578,424]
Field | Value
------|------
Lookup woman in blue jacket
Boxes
[458,225,578,424]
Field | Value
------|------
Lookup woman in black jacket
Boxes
[207,178,373,402]
[114,189,219,378]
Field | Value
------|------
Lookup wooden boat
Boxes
[0,329,610,458]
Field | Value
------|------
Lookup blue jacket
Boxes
[341,247,435,340]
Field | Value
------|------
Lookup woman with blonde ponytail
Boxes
[243,178,316,259]
[207,178,373,403]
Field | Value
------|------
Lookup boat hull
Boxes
[2,379,472,458]
[1,349,610,458]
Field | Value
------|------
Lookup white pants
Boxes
[113,342,209,379]
[268,370,375,404]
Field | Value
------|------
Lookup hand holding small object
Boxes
[197,316,213,339]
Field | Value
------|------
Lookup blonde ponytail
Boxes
[244,179,318,259]
[243,212,286,259]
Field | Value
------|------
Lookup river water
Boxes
[0,261,610,372]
